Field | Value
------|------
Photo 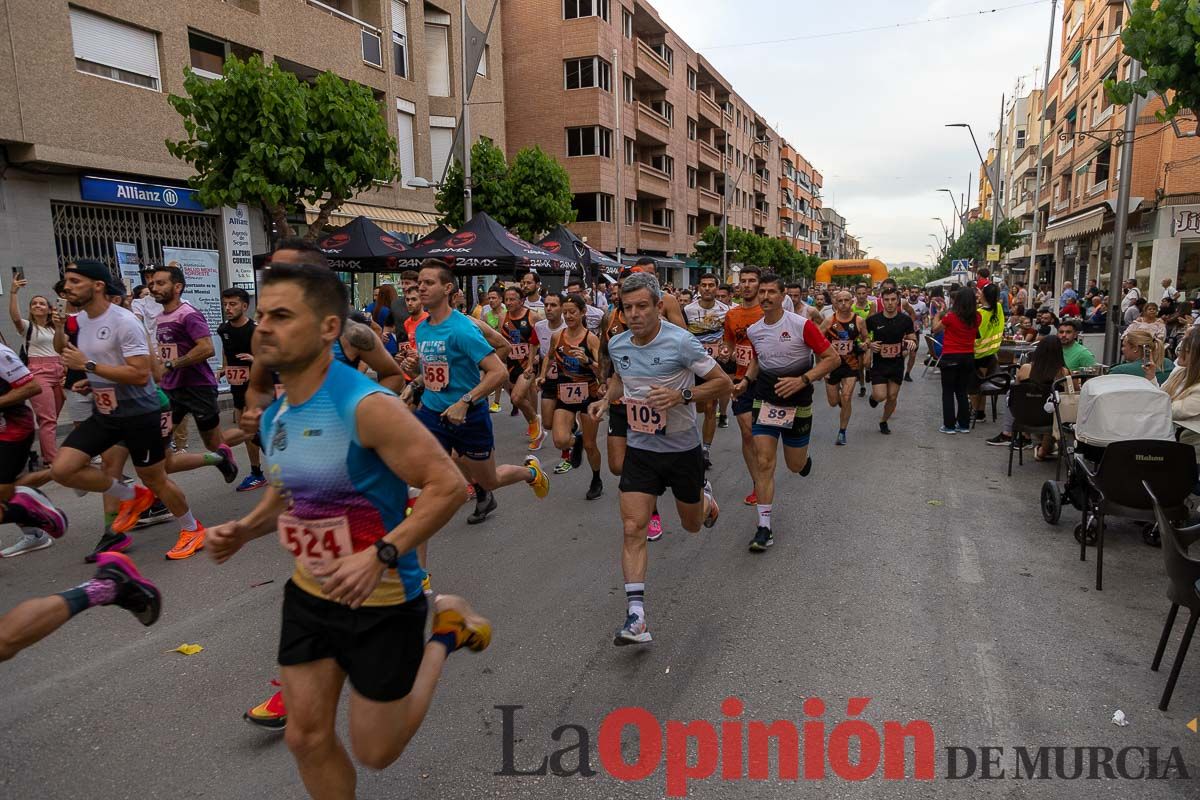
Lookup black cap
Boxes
[105,281,127,298]
[65,259,112,284]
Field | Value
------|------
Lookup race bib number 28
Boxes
[93,387,117,415]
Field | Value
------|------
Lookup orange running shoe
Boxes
[432,594,492,652]
[111,486,156,534]
[244,682,287,730]
[165,524,206,560]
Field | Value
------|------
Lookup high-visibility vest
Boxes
[975,305,1004,359]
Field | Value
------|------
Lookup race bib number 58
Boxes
[278,513,353,565]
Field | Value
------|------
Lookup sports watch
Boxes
[681,388,694,404]
[84,360,97,373]
[374,540,399,568]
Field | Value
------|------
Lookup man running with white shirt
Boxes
[683,272,730,470]
[589,272,731,645]
[743,275,838,552]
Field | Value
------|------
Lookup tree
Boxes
[166,55,399,240]
[936,217,1022,274]
[504,146,576,241]
[1105,0,1200,132]
[436,139,512,229]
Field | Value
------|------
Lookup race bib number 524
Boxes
[278,513,353,565]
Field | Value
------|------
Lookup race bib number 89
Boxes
[625,397,666,435]
[758,402,796,429]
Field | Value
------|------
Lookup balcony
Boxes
[752,139,768,160]
[637,163,672,199]
[636,39,671,88]
[305,0,383,69]
[1053,196,1071,212]
[1062,72,1078,99]
[753,208,766,226]
[637,102,670,144]
[639,222,672,248]
[698,92,722,128]
[698,140,722,172]
[698,187,723,214]
[1057,134,1073,157]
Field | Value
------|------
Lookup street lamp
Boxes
[722,135,770,281]
[938,188,964,234]
[945,123,1005,225]
[405,177,438,189]
[932,216,951,244]
[929,232,946,253]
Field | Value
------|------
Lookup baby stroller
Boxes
[1041,374,1175,541]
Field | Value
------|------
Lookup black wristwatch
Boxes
[374,540,399,568]
[681,388,694,404]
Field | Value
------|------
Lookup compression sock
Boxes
[103,511,118,534]
[429,630,459,655]
[201,451,223,465]
[176,511,198,532]
[250,466,264,478]
[625,583,645,621]
[104,480,136,501]
[57,579,118,617]
[757,504,772,529]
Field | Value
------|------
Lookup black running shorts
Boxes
[278,580,428,703]
[869,358,906,386]
[618,445,704,504]
[63,411,166,468]
[167,386,221,432]
[607,402,628,438]
[0,434,34,484]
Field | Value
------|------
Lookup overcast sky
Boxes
[651,0,1062,266]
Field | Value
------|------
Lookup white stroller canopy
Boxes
[1075,374,1175,447]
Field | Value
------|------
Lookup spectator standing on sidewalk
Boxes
[8,276,63,467]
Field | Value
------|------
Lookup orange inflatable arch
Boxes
[813,259,889,285]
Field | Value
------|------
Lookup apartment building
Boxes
[779,140,822,256]
[500,0,821,283]
[0,0,505,304]
[819,207,846,261]
[1034,0,1200,295]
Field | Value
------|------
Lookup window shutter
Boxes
[396,102,416,187]
[391,0,408,37]
[425,23,451,96]
[430,120,456,183]
[69,8,160,83]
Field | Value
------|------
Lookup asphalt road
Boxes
[2,370,1199,799]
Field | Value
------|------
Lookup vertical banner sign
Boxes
[162,247,224,373]
[114,242,141,290]
[221,205,255,294]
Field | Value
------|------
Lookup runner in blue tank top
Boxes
[207,263,492,799]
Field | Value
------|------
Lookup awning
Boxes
[1068,47,1082,66]
[1044,207,1107,242]
[304,201,440,236]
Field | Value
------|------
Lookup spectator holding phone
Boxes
[8,271,63,466]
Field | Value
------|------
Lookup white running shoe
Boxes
[1,530,53,558]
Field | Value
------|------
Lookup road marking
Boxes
[956,535,984,584]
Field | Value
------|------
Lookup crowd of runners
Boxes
[0,244,950,799]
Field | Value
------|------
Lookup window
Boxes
[649,153,673,176]
[187,31,226,79]
[622,8,632,38]
[566,126,612,158]
[564,0,609,21]
[649,99,672,124]
[687,117,696,140]
[1094,145,1111,186]
[687,67,696,91]
[572,193,613,223]
[477,45,489,77]
[652,42,672,71]
[362,28,382,67]
[1015,129,1026,149]
[687,167,697,188]
[687,215,697,236]
[650,208,673,229]
[396,99,416,188]
[623,74,634,103]
[391,0,409,78]
[430,116,456,182]
[69,7,161,91]
[625,199,636,225]
[564,57,611,91]
[425,16,451,96]
[624,137,635,165]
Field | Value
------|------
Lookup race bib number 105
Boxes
[625,397,666,435]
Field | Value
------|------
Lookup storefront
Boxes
[1147,202,1200,295]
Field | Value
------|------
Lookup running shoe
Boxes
[985,433,1011,446]
[236,472,267,492]
[85,531,131,563]
[748,526,773,552]
[799,456,813,477]
[586,474,603,501]
[422,573,433,596]
[836,430,847,446]
[647,513,663,541]
[904,373,913,382]
[529,426,546,451]
[94,551,162,626]
[703,489,720,529]
[955,424,971,434]
[10,486,68,539]
[743,490,758,505]
[432,594,492,652]
[569,431,584,469]
[717,414,729,429]
[466,491,497,525]
[0,530,53,558]
[879,421,891,435]
[524,456,550,499]
[553,459,573,474]
[489,403,502,414]
[244,687,287,731]
[215,444,239,484]
[165,525,206,560]
[133,500,173,529]
[974,410,986,422]
[614,613,651,646]
[938,425,957,435]
[868,396,879,409]
[111,485,156,534]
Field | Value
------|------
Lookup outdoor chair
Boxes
[1006,382,1057,479]
[1145,481,1200,711]
[920,335,942,377]
[974,370,1012,427]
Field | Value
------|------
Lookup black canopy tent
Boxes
[393,212,569,276]
[538,225,621,283]
[314,216,409,272]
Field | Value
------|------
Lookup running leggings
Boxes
[939,354,975,429]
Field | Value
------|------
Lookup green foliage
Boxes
[691,225,820,280]
[936,218,1022,274]
[887,266,937,287]
[436,139,512,229]
[437,144,574,240]
[166,55,399,239]
[1105,0,1200,129]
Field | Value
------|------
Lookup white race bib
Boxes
[278,513,354,569]
[423,361,450,392]
[558,382,587,403]
[225,366,250,385]
[757,402,796,429]
[625,397,666,434]
[93,387,117,415]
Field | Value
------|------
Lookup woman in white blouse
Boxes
[8,277,63,466]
